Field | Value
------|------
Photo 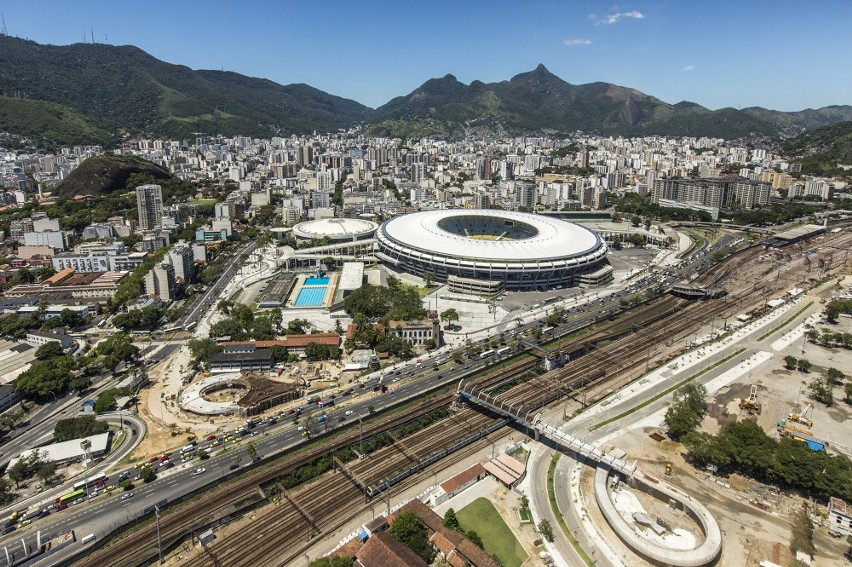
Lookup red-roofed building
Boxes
[431,463,487,506]
[354,530,427,567]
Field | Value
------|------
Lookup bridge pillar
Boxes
[533,427,539,442]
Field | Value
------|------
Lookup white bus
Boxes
[184,321,198,331]
[162,326,182,335]
[497,346,511,356]
[81,533,96,544]
[479,350,496,360]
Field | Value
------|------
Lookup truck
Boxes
[317,415,327,423]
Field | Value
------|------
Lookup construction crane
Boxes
[739,385,762,415]
[789,402,814,428]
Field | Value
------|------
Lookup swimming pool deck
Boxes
[285,272,339,309]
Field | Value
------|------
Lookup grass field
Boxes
[190,198,217,205]
[456,497,528,567]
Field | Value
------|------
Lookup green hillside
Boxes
[0,35,370,142]
[0,97,114,146]
[782,121,852,176]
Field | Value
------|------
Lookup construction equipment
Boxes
[739,385,762,415]
[789,402,814,428]
[664,462,672,476]
[777,419,812,437]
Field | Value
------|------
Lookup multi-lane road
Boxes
[0,229,741,564]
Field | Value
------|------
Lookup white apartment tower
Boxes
[136,184,164,231]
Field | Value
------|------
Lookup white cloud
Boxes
[563,38,592,46]
[590,10,645,25]
[683,64,696,72]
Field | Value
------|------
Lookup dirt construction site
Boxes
[582,267,852,567]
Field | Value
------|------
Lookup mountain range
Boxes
[1,35,851,145]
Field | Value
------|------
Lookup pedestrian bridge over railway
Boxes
[458,382,723,567]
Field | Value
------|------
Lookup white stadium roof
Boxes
[379,210,600,262]
[293,218,378,241]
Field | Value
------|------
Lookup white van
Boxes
[81,533,96,544]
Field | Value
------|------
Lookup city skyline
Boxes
[0,0,850,113]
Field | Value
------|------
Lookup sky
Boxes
[1,0,851,112]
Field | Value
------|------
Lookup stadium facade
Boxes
[376,210,609,291]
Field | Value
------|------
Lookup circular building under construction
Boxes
[376,210,610,292]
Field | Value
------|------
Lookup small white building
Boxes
[8,431,111,468]
[829,496,852,536]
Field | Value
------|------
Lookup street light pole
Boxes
[155,505,163,564]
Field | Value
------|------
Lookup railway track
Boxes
[76,229,850,567]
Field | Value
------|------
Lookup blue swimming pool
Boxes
[294,287,327,306]
[304,277,330,286]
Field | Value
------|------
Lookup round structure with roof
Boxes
[376,210,609,291]
[292,218,378,242]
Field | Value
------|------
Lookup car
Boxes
[204,446,214,454]
[89,490,99,498]
[287,408,296,415]
[120,492,134,501]
[133,474,142,481]
[206,435,218,441]
[232,437,241,443]
[118,471,130,481]
[71,498,85,506]
[16,519,31,528]
[148,456,160,463]
[297,426,305,432]
[161,460,174,469]
[56,503,68,512]
[105,485,116,493]
[1,525,15,535]
[160,455,170,462]
[344,410,354,416]
[229,463,239,471]
[181,456,192,463]
[192,467,206,476]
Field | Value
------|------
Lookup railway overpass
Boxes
[458,382,723,567]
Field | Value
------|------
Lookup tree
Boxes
[797,359,812,373]
[845,383,852,404]
[246,442,258,460]
[443,508,461,531]
[630,215,642,227]
[664,383,707,440]
[187,338,223,370]
[119,479,133,491]
[783,355,798,370]
[826,367,845,385]
[423,272,434,288]
[538,519,554,542]
[440,308,460,325]
[35,342,65,360]
[35,460,57,485]
[7,460,29,488]
[140,467,155,483]
[809,376,833,406]
[389,511,432,562]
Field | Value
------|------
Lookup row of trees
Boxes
[683,420,852,502]
[112,306,162,331]
[54,415,109,442]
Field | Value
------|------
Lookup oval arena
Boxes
[375,210,610,291]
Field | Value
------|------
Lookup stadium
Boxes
[375,210,610,292]
[292,218,378,242]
